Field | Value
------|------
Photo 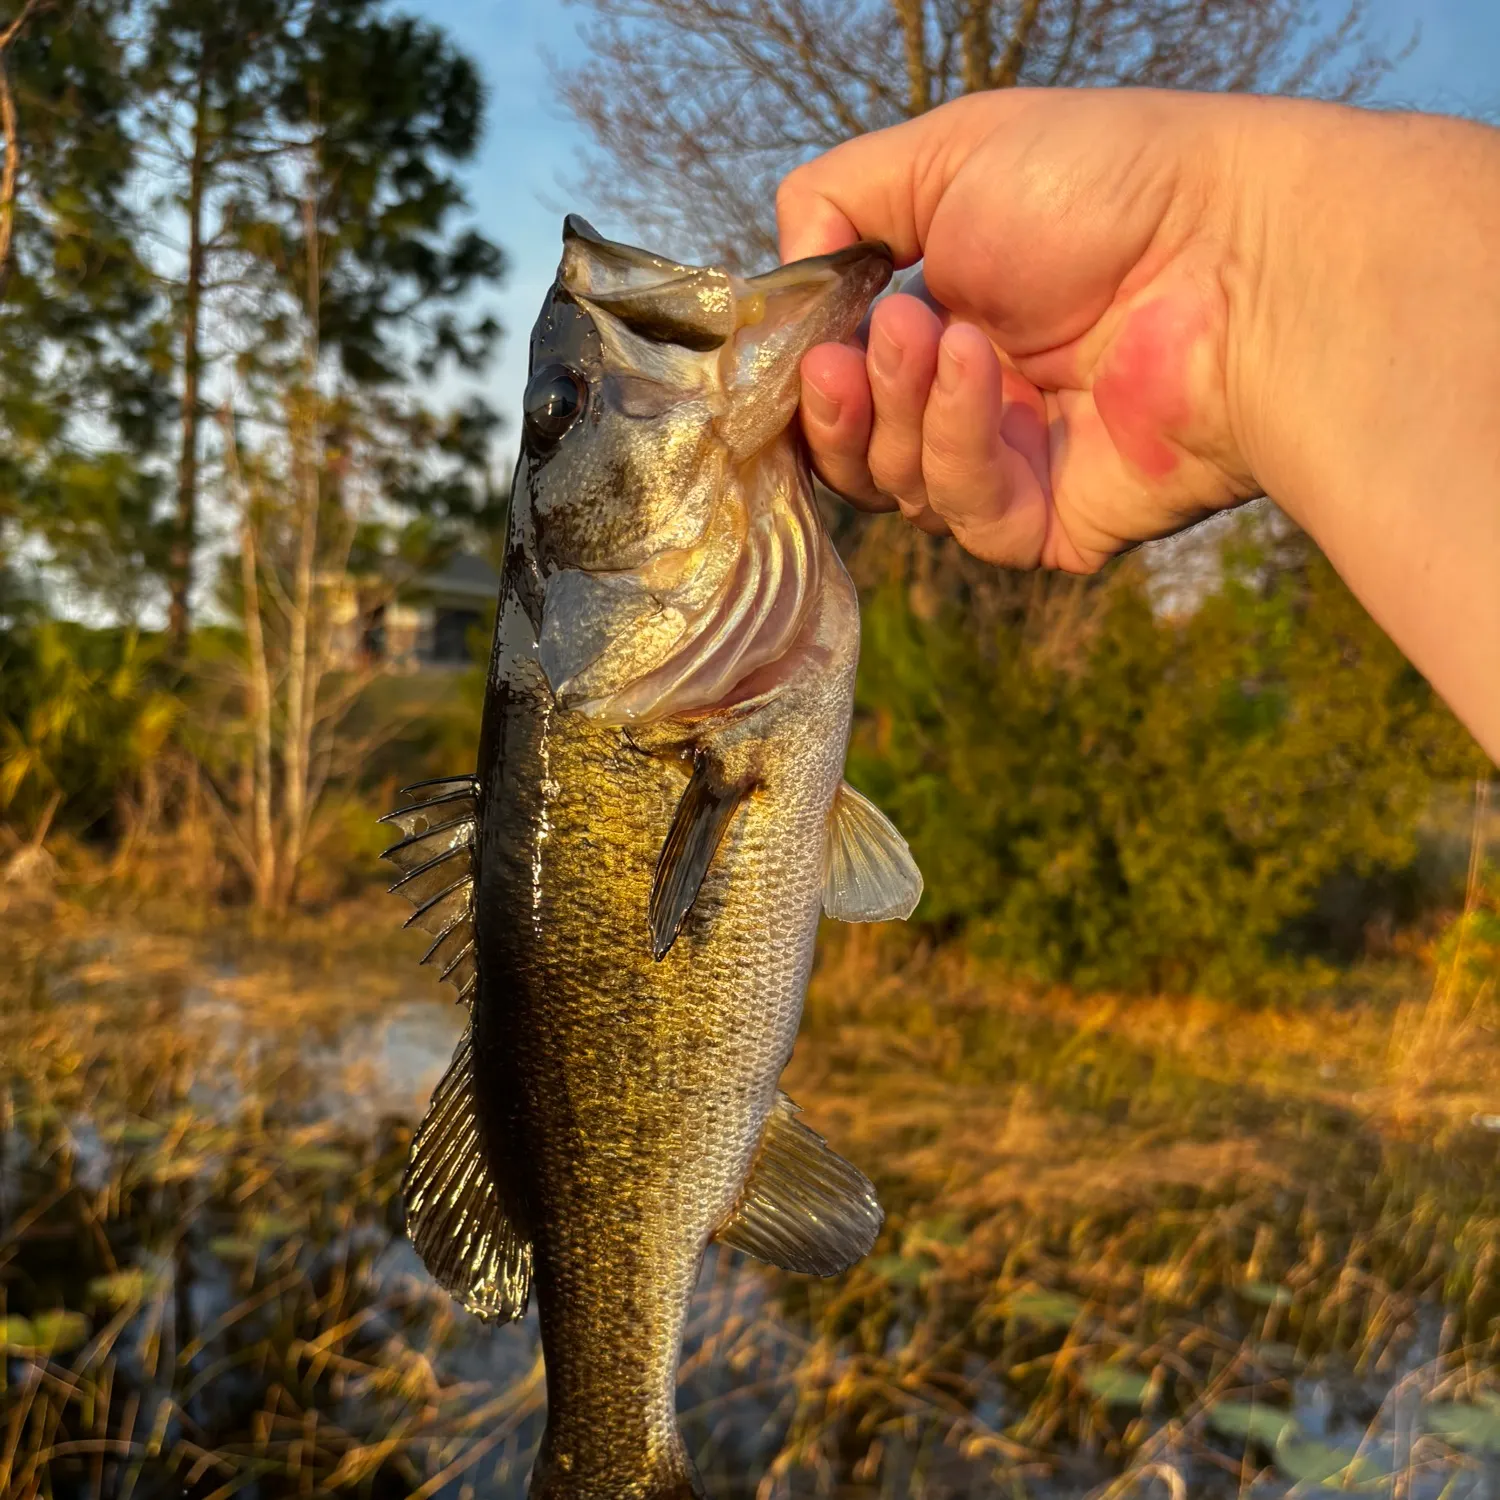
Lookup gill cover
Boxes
[526,216,891,725]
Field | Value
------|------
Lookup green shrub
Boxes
[0,619,178,842]
[847,522,1488,995]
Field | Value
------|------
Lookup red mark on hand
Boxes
[1092,296,1204,481]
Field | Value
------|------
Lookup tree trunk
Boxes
[168,58,210,655]
[220,403,277,909]
[993,0,1045,88]
[891,0,930,115]
[0,0,41,303]
[275,185,322,913]
[960,0,992,95]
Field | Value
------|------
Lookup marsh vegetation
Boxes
[1,838,1495,1498]
[1,0,1496,1495]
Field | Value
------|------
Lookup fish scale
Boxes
[384,216,924,1498]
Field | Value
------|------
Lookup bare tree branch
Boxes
[890,0,930,113]
[558,0,1400,267]
[961,0,992,93]
[993,0,1044,88]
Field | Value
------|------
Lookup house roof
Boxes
[412,550,501,604]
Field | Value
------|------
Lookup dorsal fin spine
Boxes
[402,876,472,930]
[382,774,478,1007]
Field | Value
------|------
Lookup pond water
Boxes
[4,941,1500,1498]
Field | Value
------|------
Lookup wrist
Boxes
[1209,99,1500,760]
[1217,101,1496,529]
[1211,97,1357,524]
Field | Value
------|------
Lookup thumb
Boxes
[776,101,1005,264]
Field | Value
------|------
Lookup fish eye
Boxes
[523,365,587,447]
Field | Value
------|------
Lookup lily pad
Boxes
[1240,1280,1293,1307]
[248,1213,302,1242]
[1,1310,89,1355]
[209,1235,263,1263]
[1082,1364,1151,1407]
[87,1269,160,1307]
[31,1310,90,1353]
[0,1315,35,1348]
[283,1146,356,1173]
[1208,1400,1296,1447]
[1424,1402,1500,1455]
[999,1289,1083,1330]
[1274,1431,1388,1490]
[112,1118,166,1146]
[867,1254,935,1288]
[908,1215,967,1247]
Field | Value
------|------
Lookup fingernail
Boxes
[936,339,964,395]
[803,380,841,427]
[870,328,904,383]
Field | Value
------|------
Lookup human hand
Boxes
[777,88,1275,572]
[780,91,1500,761]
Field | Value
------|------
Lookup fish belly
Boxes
[471,661,841,1485]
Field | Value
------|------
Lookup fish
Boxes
[380,215,921,1499]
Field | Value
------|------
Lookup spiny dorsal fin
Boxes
[715,1093,883,1277]
[381,777,478,1005]
[822,781,923,922]
[404,1027,532,1323]
[649,756,750,961]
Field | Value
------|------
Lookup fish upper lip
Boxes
[751,239,894,289]
[829,239,894,270]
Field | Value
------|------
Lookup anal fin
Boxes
[649,755,750,961]
[822,780,923,922]
[715,1093,882,1277]
[404,1028,532,1322]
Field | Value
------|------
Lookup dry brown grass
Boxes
[0,869,1497,1497]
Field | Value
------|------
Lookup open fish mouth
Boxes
[529,219,891,726]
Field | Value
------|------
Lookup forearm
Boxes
[1233,102,1500,762]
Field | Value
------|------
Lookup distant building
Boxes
[332,551,500,671]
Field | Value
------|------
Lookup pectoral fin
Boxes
[404,1028,532,1323]
[822,781,923,922]
[649,756,751,961]
[715,1093,883,1276]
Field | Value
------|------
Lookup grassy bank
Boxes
[0,882,1497,1497]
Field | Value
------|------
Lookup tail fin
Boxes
[528,1443,706,1499]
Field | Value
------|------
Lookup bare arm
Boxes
[776,91,1500,762]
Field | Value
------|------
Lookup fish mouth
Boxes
[529,221,892,726]
[748,239,894,294]
[556,217,892,376]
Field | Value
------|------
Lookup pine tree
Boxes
[0,0,167,619]
[132,0,505,650]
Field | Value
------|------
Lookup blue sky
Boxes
[410,0,1500,446]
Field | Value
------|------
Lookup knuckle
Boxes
[867,441,921,501]
[921,426,980,484]
[775,168,810,216]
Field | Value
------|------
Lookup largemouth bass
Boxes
[382,216,920,1499]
